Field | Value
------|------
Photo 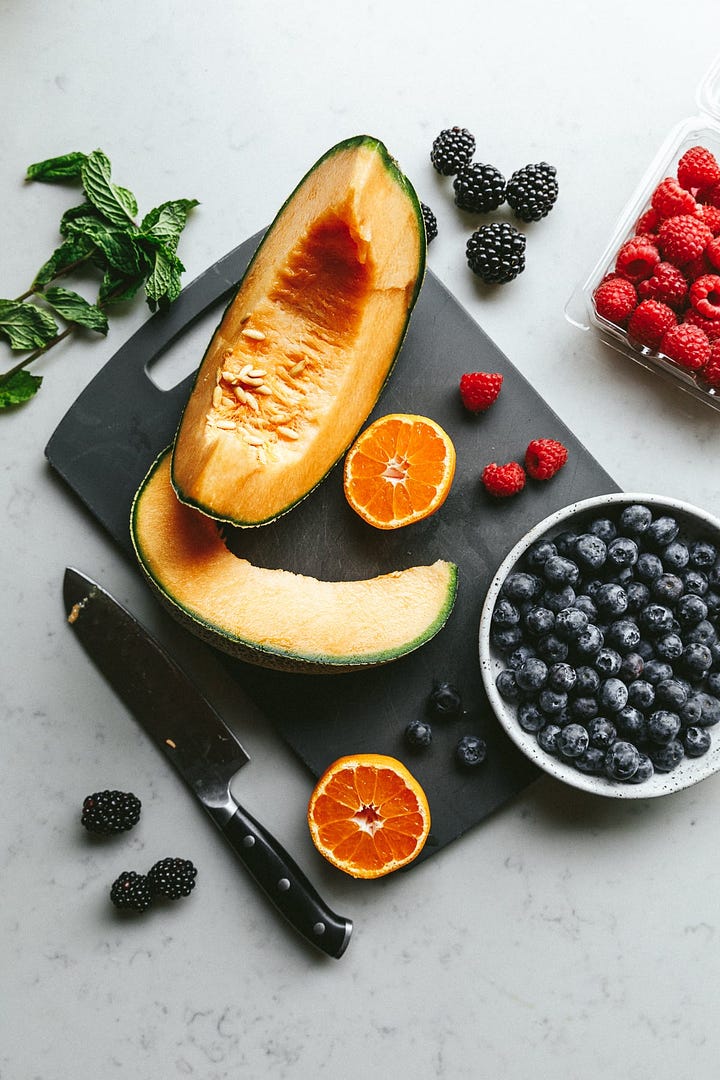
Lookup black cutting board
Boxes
[46,231,620,863]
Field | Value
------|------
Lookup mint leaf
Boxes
[0,369,43,407]
[33,234,96,287]
[64,218,147,276]
[59,202,102,237]
[0,299,58,350]
[98,269,146,305]
[141,239,184,311]
[26,152,87,183]
[81,150,137,227]
[141,198,199,252]
[42,287,109,334]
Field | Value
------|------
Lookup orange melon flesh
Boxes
[171,136,425,527]
[132,450,458,672]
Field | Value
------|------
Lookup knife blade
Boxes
[63,567,352,959]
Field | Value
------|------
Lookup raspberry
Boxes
[636,261,688,310]
[593,276,637,326]
[698,181,720,209]
[683,308,720,341]
[696,204,720,236]
[689,274,720,319]
[657,214,713,266]
[627,299,677,349]
[524,438,568,480]
[651,177,697,219]
[682,253,713,281]
[677,146,720,191]
[481,461,526,498]
[635,207,661,236]
[706,236,720,269]
[660,323,711,370]
[702,340,720,387]
[614,236,660,283]
[459,371,503,412]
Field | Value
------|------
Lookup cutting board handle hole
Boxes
[145,302,226,391]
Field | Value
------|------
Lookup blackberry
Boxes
[453,163,506,213]
[147,857,198,900]
[466,222,526,284]
[505,162,558,222]
[420,202,438,244]
[110,871,154,913]
[81,790,141,835]
[430,126,476,175]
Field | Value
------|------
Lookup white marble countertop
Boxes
[3,3,720,1077]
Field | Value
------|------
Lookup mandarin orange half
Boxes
[307,754,431,879]
[343,413,456,529]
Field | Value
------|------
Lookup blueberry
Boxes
[683,726,711,757]
[588,517,617,543]
[558,723,589,759]
[503,571,542,603]
[525,539,558,571]
[492,598,521,627]
[554,530,579,557]
[496,669,521,702]
[627,679,655,711]
[627,754,655,783]
[676,594,708,626]
[647,709,681,745]
[707,672,720,696]
[636,552,664,583]
[599,677,629,713]
[689,540,718,570]
[536,633,569,663]
[635,639,656,661]
[539,688,568,716]
[607,536,639,570]
[524,606,555,636]
[428,681,462,718]
[626,581,651,613]
[655,678,688,711]
[574,665,601,696]
[616,706,647,742]
[537,723,562,754]
[594,647,622,678]
[705,591,720,618]
[544,556,581,589]
[596,583,628,618]
[640,604,674,637]
[650,739,684,772]
[548,662,577,693]
[541,586,577,613]
[662,540,689,571]
[605,566,635,588]
[507,644,536,670]
[405,718,433,748]
[574,533,607,571]
[455,734,487,767]
[686,620,717,647]
[646,516,680,549]
[573,594,598,620]
[569,695,599,723]
[680,695,704,726]
[655,633,684,662]
[620,503,652,535]
[682,643,713,677]
[584,578,604,600]
[555,606,589,640]
[709,562,720,588]
[491,625,524,652]
[575,748,606,774]
[587,716,617,750]
[683,569,709,596]
[517,702,545,733]
[652,573,684,604]
[643,658,674,685]
[605,619,641,653]
[619,652,645,682]
[605,740,641,780]
[574,624,605,658]
[693,692,720,728]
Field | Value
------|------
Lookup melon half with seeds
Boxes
[171,135,426,527]
[131,450,458,673]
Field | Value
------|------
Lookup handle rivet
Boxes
[313,922,326,936]
[242,835,255,848]
[278,877,290,892]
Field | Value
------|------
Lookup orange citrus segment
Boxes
[307,754,431,878]
[343,413,456,529]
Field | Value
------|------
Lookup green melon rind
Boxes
[169,134,427,529]
[131,453,457,675]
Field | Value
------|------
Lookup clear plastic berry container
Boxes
[566,54,720,413]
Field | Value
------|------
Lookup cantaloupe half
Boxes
[131,450,458,673]
[171,135,426,527]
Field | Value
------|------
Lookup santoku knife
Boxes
[63,567,352,958]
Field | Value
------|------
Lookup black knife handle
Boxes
[221,803,352,958]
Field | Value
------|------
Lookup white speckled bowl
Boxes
[479,493,720,799]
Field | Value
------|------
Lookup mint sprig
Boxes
[0,149,198,408]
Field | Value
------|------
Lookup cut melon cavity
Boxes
[131,450,458,673]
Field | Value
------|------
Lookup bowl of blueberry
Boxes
[479,493,720,798]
